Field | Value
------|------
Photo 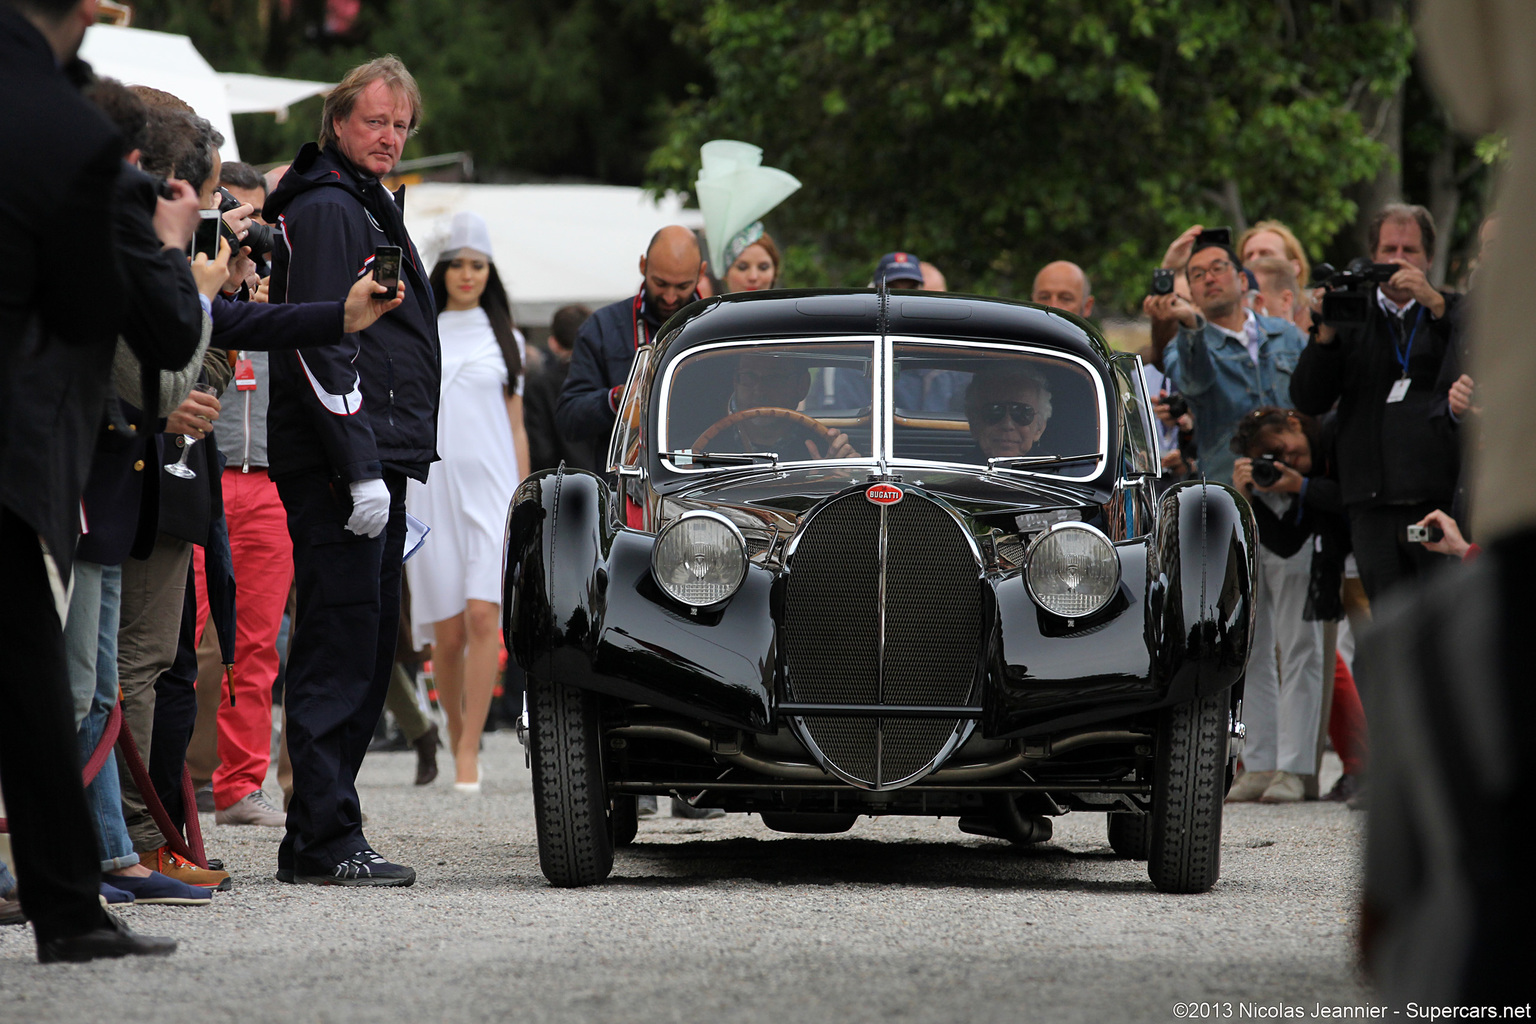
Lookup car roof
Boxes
[650,289,1115,367]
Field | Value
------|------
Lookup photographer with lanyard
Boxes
[1290,204,1461,606]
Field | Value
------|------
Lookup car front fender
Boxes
[503,466,775,732]
[1146,479,1258,703]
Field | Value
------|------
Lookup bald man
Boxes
[557,225,705,444]
[1031,261,1094,318]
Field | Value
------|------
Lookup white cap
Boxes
[443,211,494,262]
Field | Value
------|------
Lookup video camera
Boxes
[217,186,274,276]
[1309,258,1399,328]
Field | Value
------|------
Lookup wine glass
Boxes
[164,382,219,480]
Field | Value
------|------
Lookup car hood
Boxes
[665,465,1106,524]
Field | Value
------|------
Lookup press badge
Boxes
[1386,377,1411,403]
[233,356,257,391]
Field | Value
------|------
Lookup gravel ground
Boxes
[0,732,1374,1023]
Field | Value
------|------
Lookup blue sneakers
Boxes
[100,881,136,905]
[104,871,213,905]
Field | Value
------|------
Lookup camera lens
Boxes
[244,221,274,256]
[1250,457,1282,488]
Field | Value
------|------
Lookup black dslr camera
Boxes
[1250,454,1283,488]
[1310,258,1399,328]
[217,186,274,275]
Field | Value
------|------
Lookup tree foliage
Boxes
[127,0,703,184]
[648,0,1423,309]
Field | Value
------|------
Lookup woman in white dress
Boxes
[407,212,530,791]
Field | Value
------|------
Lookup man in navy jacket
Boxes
[556,226,704,449]
[261,55,438,887]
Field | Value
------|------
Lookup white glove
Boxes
[346,478,391,538]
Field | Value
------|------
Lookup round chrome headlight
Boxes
[1024,522,1121,618]
[652,511,748,607]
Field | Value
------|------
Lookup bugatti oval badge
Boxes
[866,484,904,505]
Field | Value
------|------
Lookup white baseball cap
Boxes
[442,211,494,262]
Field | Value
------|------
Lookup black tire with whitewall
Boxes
[1147,688,1228,893]
[527,675,614,887]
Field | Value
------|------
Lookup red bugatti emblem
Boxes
[866,484,903,505]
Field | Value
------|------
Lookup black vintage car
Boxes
[504,287,1256,894]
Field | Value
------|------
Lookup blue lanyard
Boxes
[1389,307,1423,377]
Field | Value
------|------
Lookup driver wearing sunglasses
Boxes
[964,366,1053,459]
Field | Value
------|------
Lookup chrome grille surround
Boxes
[781,487,984,790]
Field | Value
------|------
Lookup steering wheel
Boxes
[692,407,839,453]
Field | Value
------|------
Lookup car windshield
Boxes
[658,339,1104,477]
[661,340,875,465]
[890,343,1102,477]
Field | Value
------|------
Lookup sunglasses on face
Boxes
[978,401,1036,426]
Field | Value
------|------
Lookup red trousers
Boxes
[194,468,293,810]
[1330,651,1369,777]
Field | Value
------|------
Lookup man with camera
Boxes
[1147,234,1308,486]
[1290,204,1461,602]
[1227,408,1349,803]
[262,55,439,887]
[1,0,188,962]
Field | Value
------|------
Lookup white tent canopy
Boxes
[402,183,704,328]
[217,72,332,121]
[79,25,332,161]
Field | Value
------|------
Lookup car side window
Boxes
[1111,354,1159,477]
[608,347,652,476]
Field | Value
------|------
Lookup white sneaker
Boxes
[1225,770,1276,803]
[1259,771,1305,804]
[215,790,288,827]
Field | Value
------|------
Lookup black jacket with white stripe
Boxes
[263,142,440,484]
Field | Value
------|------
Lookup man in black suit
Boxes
[0,0,178,962]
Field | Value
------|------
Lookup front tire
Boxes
[1147,689,1228,893]
[527,675,614,887]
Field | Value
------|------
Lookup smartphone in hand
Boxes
[372,245,403,291]
[191,209,222,259]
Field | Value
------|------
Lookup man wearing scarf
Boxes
[555,226,704,450]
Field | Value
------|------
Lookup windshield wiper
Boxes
[661,450,779,467]
[986,452,1101,470]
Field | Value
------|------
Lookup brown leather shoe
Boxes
[413,723,440,786]
[148,846,232,891]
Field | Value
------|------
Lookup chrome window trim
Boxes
[884,337,1111,482]
[654,335,1110,481]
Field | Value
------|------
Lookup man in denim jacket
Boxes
[1152,240,1307,484]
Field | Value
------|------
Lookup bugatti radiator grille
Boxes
[783,490,983,789]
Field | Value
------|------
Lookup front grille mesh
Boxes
[883,500,982,707]
[783,490,981,788]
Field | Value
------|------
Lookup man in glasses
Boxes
[1152,240,1307,485]
[964,367,1053,460]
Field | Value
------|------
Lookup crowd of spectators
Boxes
[0,0,1484,965]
